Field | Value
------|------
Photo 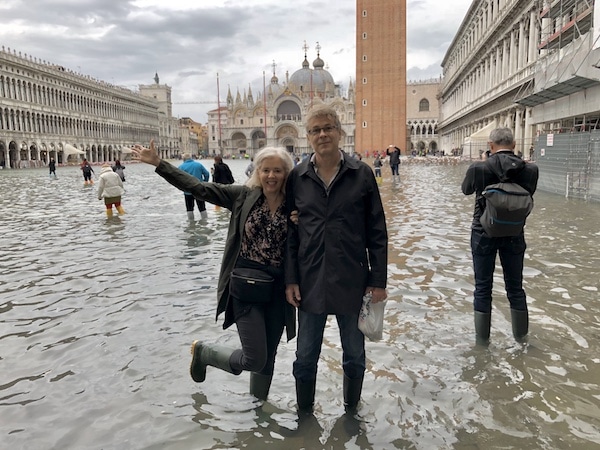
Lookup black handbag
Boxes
[229,268,274,303]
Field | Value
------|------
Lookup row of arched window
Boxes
[0,75,156,123]
[0,107,155,143]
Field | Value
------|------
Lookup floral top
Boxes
[240,195,287,267]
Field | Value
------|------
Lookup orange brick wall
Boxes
[355,0,407,155]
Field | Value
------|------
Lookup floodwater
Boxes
[1,158,599,450]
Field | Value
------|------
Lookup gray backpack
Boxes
[480,181,533,237]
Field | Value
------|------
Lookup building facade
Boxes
[355,0,408,155]
[206,47,355,157]
[439,0,600,159]
[407,78,441,155]
[0,46,160,168]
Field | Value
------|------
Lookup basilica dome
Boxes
[288,53,335,96]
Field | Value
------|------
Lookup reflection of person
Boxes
[49,158,57,178]
[97,164,125,217]
[461,127,539,346]
[81,159,95,185]
[212,155,235,184]
[386,145,401,181]
[179,154,210,220]
[285,104,388,413]
[132,141,296,401]
[112,160,126,182]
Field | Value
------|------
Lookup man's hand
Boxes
[285,284,301,308]
[366,287,387,303]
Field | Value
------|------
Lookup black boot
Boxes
[296,379,316,412]
[190,341,242,383]
[343,374,364,412]
[474,311,491,347]
[511,308,529,343]
[250,372,273,401]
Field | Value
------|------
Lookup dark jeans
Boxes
[293,310,365,383]
[470,229,528,314]
[390,164,399,176]
[184,194,206,212]
[230,259,286,376]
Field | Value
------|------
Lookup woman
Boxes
[132,141,295,401]
[112,159,126,181]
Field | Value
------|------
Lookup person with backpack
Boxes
[461,127,539,346]
[81,159,95,186]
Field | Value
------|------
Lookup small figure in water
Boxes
[97,164,125,217]
[81,159,95,186]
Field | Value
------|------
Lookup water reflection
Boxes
[1,159,599,449]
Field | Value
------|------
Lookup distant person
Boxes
[245,157,255,178]
[132,141,296,401]
[97,164,125,217]
[373,154,383,182]
[112,160,126,182]
[81,159,95,185]
[49,158,57,178]
[461,127,539,346]
[212,155,235,184]
[179,154,210,220]
[386,145,401,181]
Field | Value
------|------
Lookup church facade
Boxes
[206,45,355,157]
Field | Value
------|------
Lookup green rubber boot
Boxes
[474,311,491,347]
[189,341,242,383]
[511,308,529,343]
[250,372,273,401]
[343,374,364,412]
[296,379,316,412]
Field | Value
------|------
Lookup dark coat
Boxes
[461,151,539,231]
[155,160,296,341]
[213,162,234,184]
[285,152,388,315]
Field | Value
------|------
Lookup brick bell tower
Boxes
[355,0,407,155]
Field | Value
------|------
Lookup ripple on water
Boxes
[1,161,600,449]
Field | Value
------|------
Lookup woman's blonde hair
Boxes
[245,147,294,193]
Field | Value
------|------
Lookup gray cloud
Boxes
[2,0,471,119]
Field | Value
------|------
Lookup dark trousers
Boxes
[184,194,206,212]
[470,229,528,314]
[230,259,286,376]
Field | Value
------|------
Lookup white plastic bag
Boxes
[358,293,386,341]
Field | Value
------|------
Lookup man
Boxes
[461,127,539,346]
[285,104,388,413]
[386,145,401,181]
[179,154,210,219]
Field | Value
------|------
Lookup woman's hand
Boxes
[131,140,161,167]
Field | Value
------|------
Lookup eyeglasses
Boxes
[307,125,338,136]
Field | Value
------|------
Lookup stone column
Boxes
[514,108,523,155]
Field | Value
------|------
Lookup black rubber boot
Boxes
[250,372,273,401]
[296,379,316,412]
[474,311,491,347]
[189,341,242,383]
[511,308,529,343]
[343,374,364,412]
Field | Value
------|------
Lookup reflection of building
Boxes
[439,0,600,161]
[406,79,441,155]
[0,46,159,168]
[207,44,355,157]
[355,0,407,155]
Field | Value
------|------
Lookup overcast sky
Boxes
[1,0,472,121]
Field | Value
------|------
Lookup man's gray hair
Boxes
[304,104,342,132]
[489,128,515,146]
